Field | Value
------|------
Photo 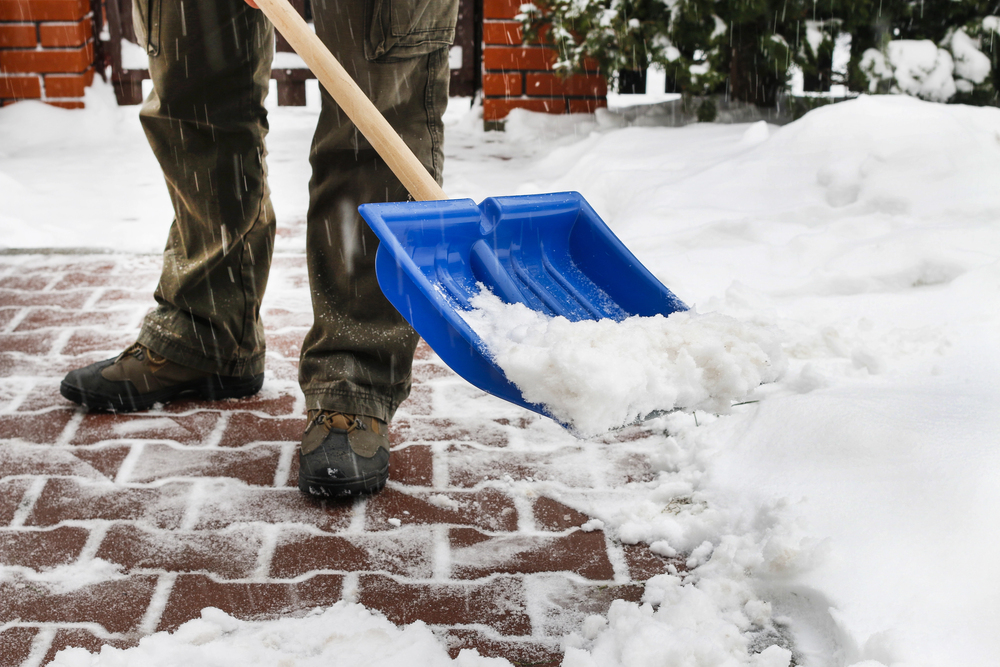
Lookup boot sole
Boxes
[298,467,389,498]
[60,373,264,412]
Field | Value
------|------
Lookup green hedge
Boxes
[520,0,999,106]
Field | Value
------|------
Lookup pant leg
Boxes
[134,0,276,377]
[298,0,457,422]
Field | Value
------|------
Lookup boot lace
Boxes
[309,410,366,433]
[115,343,168,369]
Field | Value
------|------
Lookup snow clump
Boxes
[860,28,993,101]
[48,603,512,667]
[461,290,786,436]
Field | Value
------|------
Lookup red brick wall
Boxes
[482,0,606,123]
[0,0,96,108]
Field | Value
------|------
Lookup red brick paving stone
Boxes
[0,478,31,525]
[0,288,91,308]
[608,451,657,485]
[267,254,306,271]
[262,356,300,382]
[27,478,189,529]
[0,409,75,443]
[0,274,51,290]
[261,308,312,329]
[533,496,591,531]
[49,271,137,290]
[90,288,156,308]
[0,350,112,378]
[358,574,532,636]
[264,331,304,358]
[449,528,616,581]
[126,443,283,486]
[0,627,38,667]
[448,446,594,488]
[96,524,262,579]
[158,573,343,631]
[413,340,435,360]
[157,392,289,415]
[60,329,136,356]
[622,543,688,581]
[17,380,71,412]
[0,331,60,355]
[18,260,116,276]
[528,577,645,637]
[270,527,434,579]
[387,444,434,486]
[69,445,133,480]
[283,450,301,487]
[0,526,89,568]
[411,360,454,382]
[14,308,139,333]
[0,306,21,330]
[71,411,221,446]
[43,629,138,665]
[492,415,536,430]
[594,423,662,444]
[213,390,298,417]
[365,487,518,532]
[193,484,353,531]
[443,629,562,665]
[0,382,21,409]
[217,413,300,447]
[0,442,128,481]
[0,574,158,634]
[392,418,509,447]
[398,383,434,416]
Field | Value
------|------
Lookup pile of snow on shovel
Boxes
[462,290,786,436]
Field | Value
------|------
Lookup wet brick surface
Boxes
[0,253,680,666]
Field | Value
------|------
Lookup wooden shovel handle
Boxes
[254,0,449,202]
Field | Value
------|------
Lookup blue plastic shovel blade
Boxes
[359,191,687,420]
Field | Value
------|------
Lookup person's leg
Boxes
[296,0,457,496]
[61,0,276,411]
[137,0,276,377]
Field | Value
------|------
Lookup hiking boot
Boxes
[60,342,264,412]
[298,410,390,497]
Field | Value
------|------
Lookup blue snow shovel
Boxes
[256,0,688,420]
[359,193,687,418]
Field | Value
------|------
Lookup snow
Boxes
[861,34,994,102]
[876,40,958,102]
[47,603,510,667]
[271,50,308,69]
[2,82,999,666]
[461,291,786,436]
[805,21,827,58]
[119,39,149,70]
[0,558,126,595]
[949,29,992,84]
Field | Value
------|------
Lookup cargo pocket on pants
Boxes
[132,0,163,56]
[365,0,459,62]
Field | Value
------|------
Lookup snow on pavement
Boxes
[49,603,512,667]
[3,84,1000,666]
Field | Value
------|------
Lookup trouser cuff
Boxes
[304,380,410,423]
[138,321,266,377]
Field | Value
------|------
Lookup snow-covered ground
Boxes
[2,82,999,667]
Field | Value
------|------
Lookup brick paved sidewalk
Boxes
[0,252,677,667]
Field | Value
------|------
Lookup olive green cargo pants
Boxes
[132,0,457,422]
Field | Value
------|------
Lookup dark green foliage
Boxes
[697,95,718,121]
[521,0,1000,106]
